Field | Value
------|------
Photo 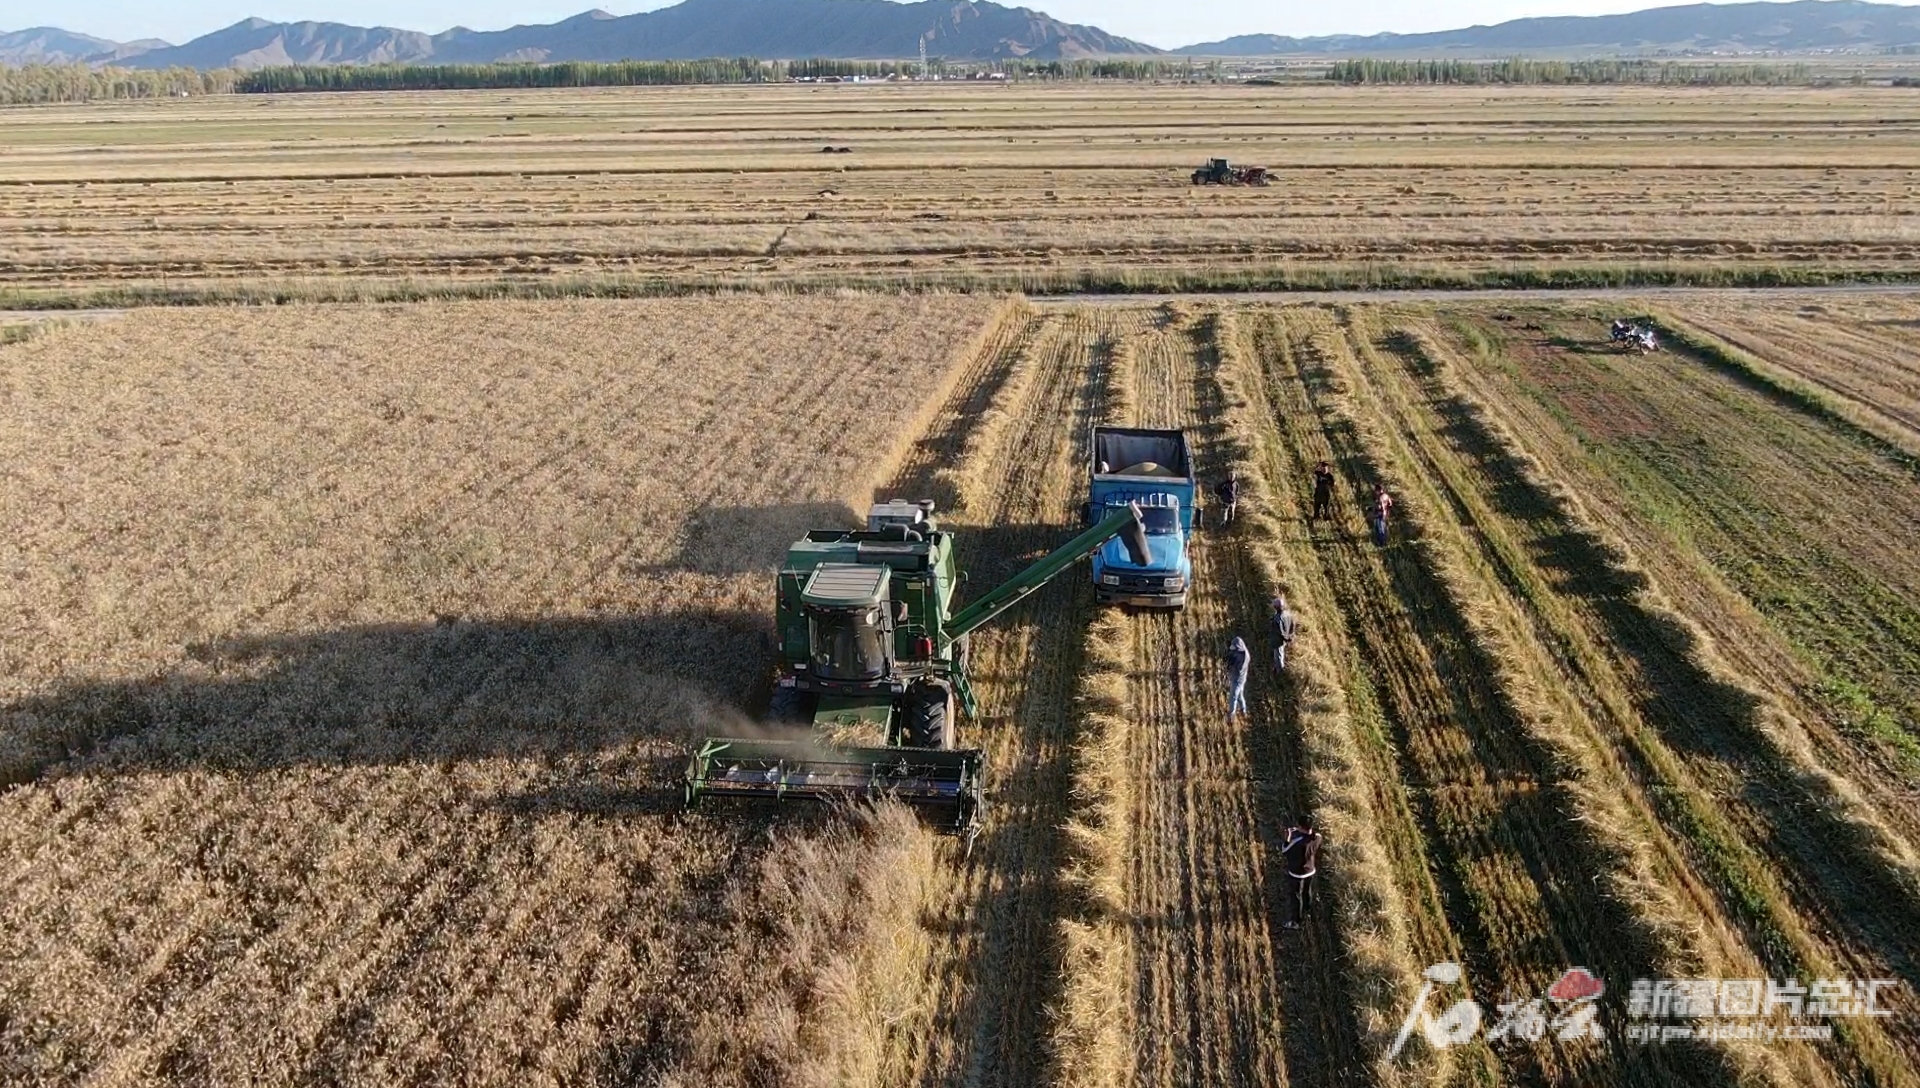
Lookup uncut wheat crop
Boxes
[0,293,1013,1087]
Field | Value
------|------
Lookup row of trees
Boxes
[230,55,1212,93]
[1327,57,1816,85]
[5,54,1851,102]
[235,57,782,92]
[0,57,1206,105]
[0,64,240,104]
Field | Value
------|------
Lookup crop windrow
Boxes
[1411,315,1920,1079]
[931,309,1052,517]
[666,805,933,1088]
[1276,307,1741,1083]
[1355,313,1885,1086]
[1415,318,1920,904]
[1047,315,1140,1088]
[1645,309,1920,471]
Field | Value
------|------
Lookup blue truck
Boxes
[1086,426,1195,608]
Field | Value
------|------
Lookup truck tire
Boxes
[769,683,808,724]
[906,685,956,750]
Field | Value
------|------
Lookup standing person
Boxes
[1371,482,1395,547]
[1269,596,1300,673]
[1225,636,1251,721]
[1310,460,1336,523]
[1281,816,1323,930]
[1215,470,1241,527]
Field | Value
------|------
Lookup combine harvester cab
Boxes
[686,498,1149,847]
[1087,426,1195,608]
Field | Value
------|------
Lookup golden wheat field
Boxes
[0,293,1013,1086]
[4,82,1920,298]
[5,284,1920,1087]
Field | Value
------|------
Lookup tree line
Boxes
[1326,57,1815,86]
[233,56,1210,92]
[237,57,782,92]
[0,64,239,104]
[0,55,1218,103]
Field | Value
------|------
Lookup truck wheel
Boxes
[907,685,956,749]
[769,683,808,724]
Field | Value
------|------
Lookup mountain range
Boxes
[1174,0,1920,55]
[4,0,1920,69]
[0,0,1154,69]
[0,26,167,64]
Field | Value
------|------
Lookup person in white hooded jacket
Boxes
[1226,636,1251,721]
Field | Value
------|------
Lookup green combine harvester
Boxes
[684,498,1150,846]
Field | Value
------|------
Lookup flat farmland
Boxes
[1660,293,1920,452]
[6,289,1919,1086]
[3,83,1920,299]
[0,293,1011,1086]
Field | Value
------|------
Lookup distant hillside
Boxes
[123,18,438,70]
[0,26,164,65]
[1175,0,1920,55]
[111,0,1158,70]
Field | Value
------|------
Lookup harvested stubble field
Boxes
[6,289,1920,1088]
[4,83,1920,300]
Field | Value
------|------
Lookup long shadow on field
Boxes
[4,517,1095,787]
[0,609,774,790]
[1415,347,1920,992]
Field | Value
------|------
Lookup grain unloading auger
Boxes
[685,500,1151,845]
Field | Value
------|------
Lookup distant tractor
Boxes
[1191,158,1271,186]
[684,499,1151,846]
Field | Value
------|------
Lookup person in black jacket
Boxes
[1281,816,1322,929]
[1215,471,1241,527]
[1311,461,1336,523]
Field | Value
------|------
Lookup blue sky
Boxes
[7,0,1804,48]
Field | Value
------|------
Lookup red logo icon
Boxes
[1549,968,1605,1003]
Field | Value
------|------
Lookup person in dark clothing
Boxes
[1269,596,1300,673]
[1225,636,1251,720]
[1215,471,1241,527]
[1281,816,1322,929]
[1311,461,1336,522]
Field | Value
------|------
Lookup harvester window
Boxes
[810,608,889,681]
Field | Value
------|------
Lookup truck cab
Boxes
[1087,426,1195,608]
